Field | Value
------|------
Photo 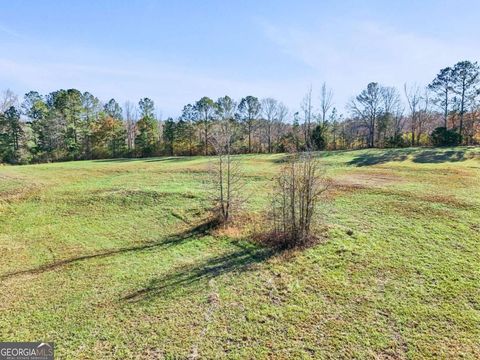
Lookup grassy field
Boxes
[0,147,479,359]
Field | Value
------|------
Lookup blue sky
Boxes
[1,0,479,117]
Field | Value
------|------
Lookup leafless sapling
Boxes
[210,98,244,223]
[269,151,328,248]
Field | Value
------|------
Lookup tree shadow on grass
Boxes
[270,152,327,164]
[270,154,292,164]
[93,158,142,163]
[93,156,195,163]
[348,149,413,167]
[348,148,476,166]
[121,241,279,302]
[0,218,220,281]
[412,150,467,163]
[144,157,195,163]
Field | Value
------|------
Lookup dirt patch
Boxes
[340,172,401,186]
[0,185,42,205]
[330,172,402,194]
[331,172,476,210]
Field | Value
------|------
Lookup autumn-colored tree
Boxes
[91,114,126,158]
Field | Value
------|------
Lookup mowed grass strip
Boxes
[0,147,479,359]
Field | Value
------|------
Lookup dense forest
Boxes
[1,60,479,164]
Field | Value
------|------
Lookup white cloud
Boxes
[260,19,480,111]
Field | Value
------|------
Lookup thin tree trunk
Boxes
[444,90,448,128]
[204,123,208,156]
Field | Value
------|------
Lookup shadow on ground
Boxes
[348,148,477,167]
[93,158,143,163]
[1,216,281,304]
[144,157,195,163]
[0,219,220,281]
[121,241,279,302]
[93,156,195,163]
[412,150,468,163]
[348,149,414,166]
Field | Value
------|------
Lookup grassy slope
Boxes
[0,147,479,359]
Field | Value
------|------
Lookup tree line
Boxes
[1,60,479,164]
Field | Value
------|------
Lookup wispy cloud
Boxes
[3,15,479,117]
[0,22,27,40]
[0,45,302,116]
[260,19,480,109]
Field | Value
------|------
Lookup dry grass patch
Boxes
[330,172,403,196]
[212,213,264,240]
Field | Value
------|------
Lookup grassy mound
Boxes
[1,147,479,358]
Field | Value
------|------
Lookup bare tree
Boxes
[465,98,480,144]
[319,82,334,126]
[416,88,432,145]
[0,89,19,113]
[261,98,278,153]
[329,109,342,150]
[210,96,243,223]
[301,87,314,149]
[392,105,405,141]
[156,109,164,145]
[275,102,289,149]
[270,151,328,248]
[378,86,402,146]
[348,83,383,148]
[404,83,422,146]
[124,101,137,152]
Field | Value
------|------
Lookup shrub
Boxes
[430,127,462,147]
[310,125,327,150]
[385,134,407,148]
[269,151,328,248]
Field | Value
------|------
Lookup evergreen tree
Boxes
[195,97,216,155]
[135,98,158,157]
[163,118,176,156]
[0,106,24,163]
[238,96,261,153]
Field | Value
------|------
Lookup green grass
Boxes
[0,147,479,359]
